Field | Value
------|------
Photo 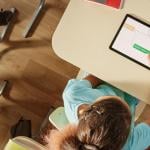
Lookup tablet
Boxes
[110,14,150,70]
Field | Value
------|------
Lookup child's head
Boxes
[48,96,131,150]
[77,96,131,150]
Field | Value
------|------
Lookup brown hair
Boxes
[48,98,131,150]
[46,124,80,150]
[77,98,131,150]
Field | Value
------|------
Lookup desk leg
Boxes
[135,101,146,121]
[76,69,89,79]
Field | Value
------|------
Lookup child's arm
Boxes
[130,123,150,149]
[84,74,104,88]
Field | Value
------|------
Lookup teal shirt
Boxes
[63,79,150,150]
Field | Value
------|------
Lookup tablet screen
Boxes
[110,14,150,70]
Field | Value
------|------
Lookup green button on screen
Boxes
[133,43,150,54]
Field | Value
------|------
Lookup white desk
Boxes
[52,0,150,104]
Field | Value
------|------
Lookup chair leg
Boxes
[0,8,16,42]
[0,80,8,96]
[23,0,45,38]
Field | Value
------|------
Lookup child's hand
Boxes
[148,54,150,64]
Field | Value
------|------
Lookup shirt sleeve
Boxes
[62,79,106,123]
[130,123,150,150]
[101,83,139,118]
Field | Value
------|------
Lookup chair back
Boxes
[49,107,69,130]
[4,136,47,150]
[4,139,26,150]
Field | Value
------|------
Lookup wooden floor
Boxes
[0,0,150,149]
[0,0,79,148]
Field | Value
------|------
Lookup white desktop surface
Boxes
[52,0,150,104]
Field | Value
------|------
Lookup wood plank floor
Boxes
[0,0,150,149]
[0,0,79,148]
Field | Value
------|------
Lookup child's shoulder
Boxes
[123,123,150,150]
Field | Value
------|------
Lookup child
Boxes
[48,74,150,150]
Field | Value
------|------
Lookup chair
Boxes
[0,8,16,41]
[4,139,26,150]
[4,136,47,150]
[0,80,8,96]
[49,107,69,130]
